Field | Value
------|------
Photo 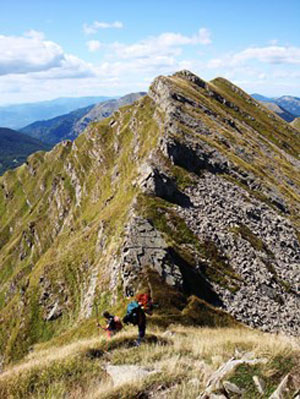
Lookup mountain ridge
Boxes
[0,70,299,369]
[20,93,146,145]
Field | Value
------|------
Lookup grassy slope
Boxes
[0,96,161,362]
[0,325,299,399]
[291,117,300,131]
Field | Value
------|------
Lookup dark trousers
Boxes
[137,323,146,343]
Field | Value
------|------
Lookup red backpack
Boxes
[136,293,153,315]
[113,316,123,331]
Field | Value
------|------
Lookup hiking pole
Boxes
[95,300,101,330]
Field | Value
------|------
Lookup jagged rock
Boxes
[116,214,184,296]
[223,380,244,395]
[176,171,300,335]
[269,374,292,399]
[253,375,265,394]
[104,364,159,386]
[200,355,267,398]
[46,301,62,321]
[137,163,192,207]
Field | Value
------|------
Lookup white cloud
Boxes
[208,45,300,68]
[83,21,123,35]
[111,28,211,60]
[24,29,46,41]
[0,31,94,79]
[231,45,300,65]
[149,28,211,46]
[31,54,95,80]
[86,40,102,52]
[4,27,299,105]
[0,31,65,75]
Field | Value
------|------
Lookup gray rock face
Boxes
[118,215,184,296]
[137,162,192,207]
[176,172,300,335]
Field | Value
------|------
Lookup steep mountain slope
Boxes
[291,117,300,131]
[0,71,299,369]
[20,93,145,145]
[258,101,295,122]
[0,96,112,130]
[0,128,50,175]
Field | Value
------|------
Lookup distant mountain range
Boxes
[0,127,50,175]
[0,96,113,129]
[0,93,145,175]
[251,93,300,122]
[21,92,146,145]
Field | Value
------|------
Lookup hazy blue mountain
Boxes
[275,96,300,117]
[20,105,94,145]
[252,93,300,121]
[259,102,296,122]
[251,93,273,102]
[0,96,113,129]
[21,92,146,145]
[0,127,51,175]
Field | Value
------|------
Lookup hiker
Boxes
[136,292,153,316]
[123,292,153,346]
[98,311,123,339]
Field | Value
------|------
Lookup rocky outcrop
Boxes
[137,162,192,207]
[175,172,300,335]
[200,354,267,398]
[117,215,184,296]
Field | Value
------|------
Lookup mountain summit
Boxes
[0,70,299,365]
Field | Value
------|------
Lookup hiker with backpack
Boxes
[123,292,153,346]
[98,311,123,339]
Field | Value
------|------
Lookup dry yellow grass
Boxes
[0,325,299,399]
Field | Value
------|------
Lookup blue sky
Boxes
[1,0,300,104]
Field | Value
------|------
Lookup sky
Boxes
[0,0,300,105]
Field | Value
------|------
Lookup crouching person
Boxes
[99,311,123,339]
